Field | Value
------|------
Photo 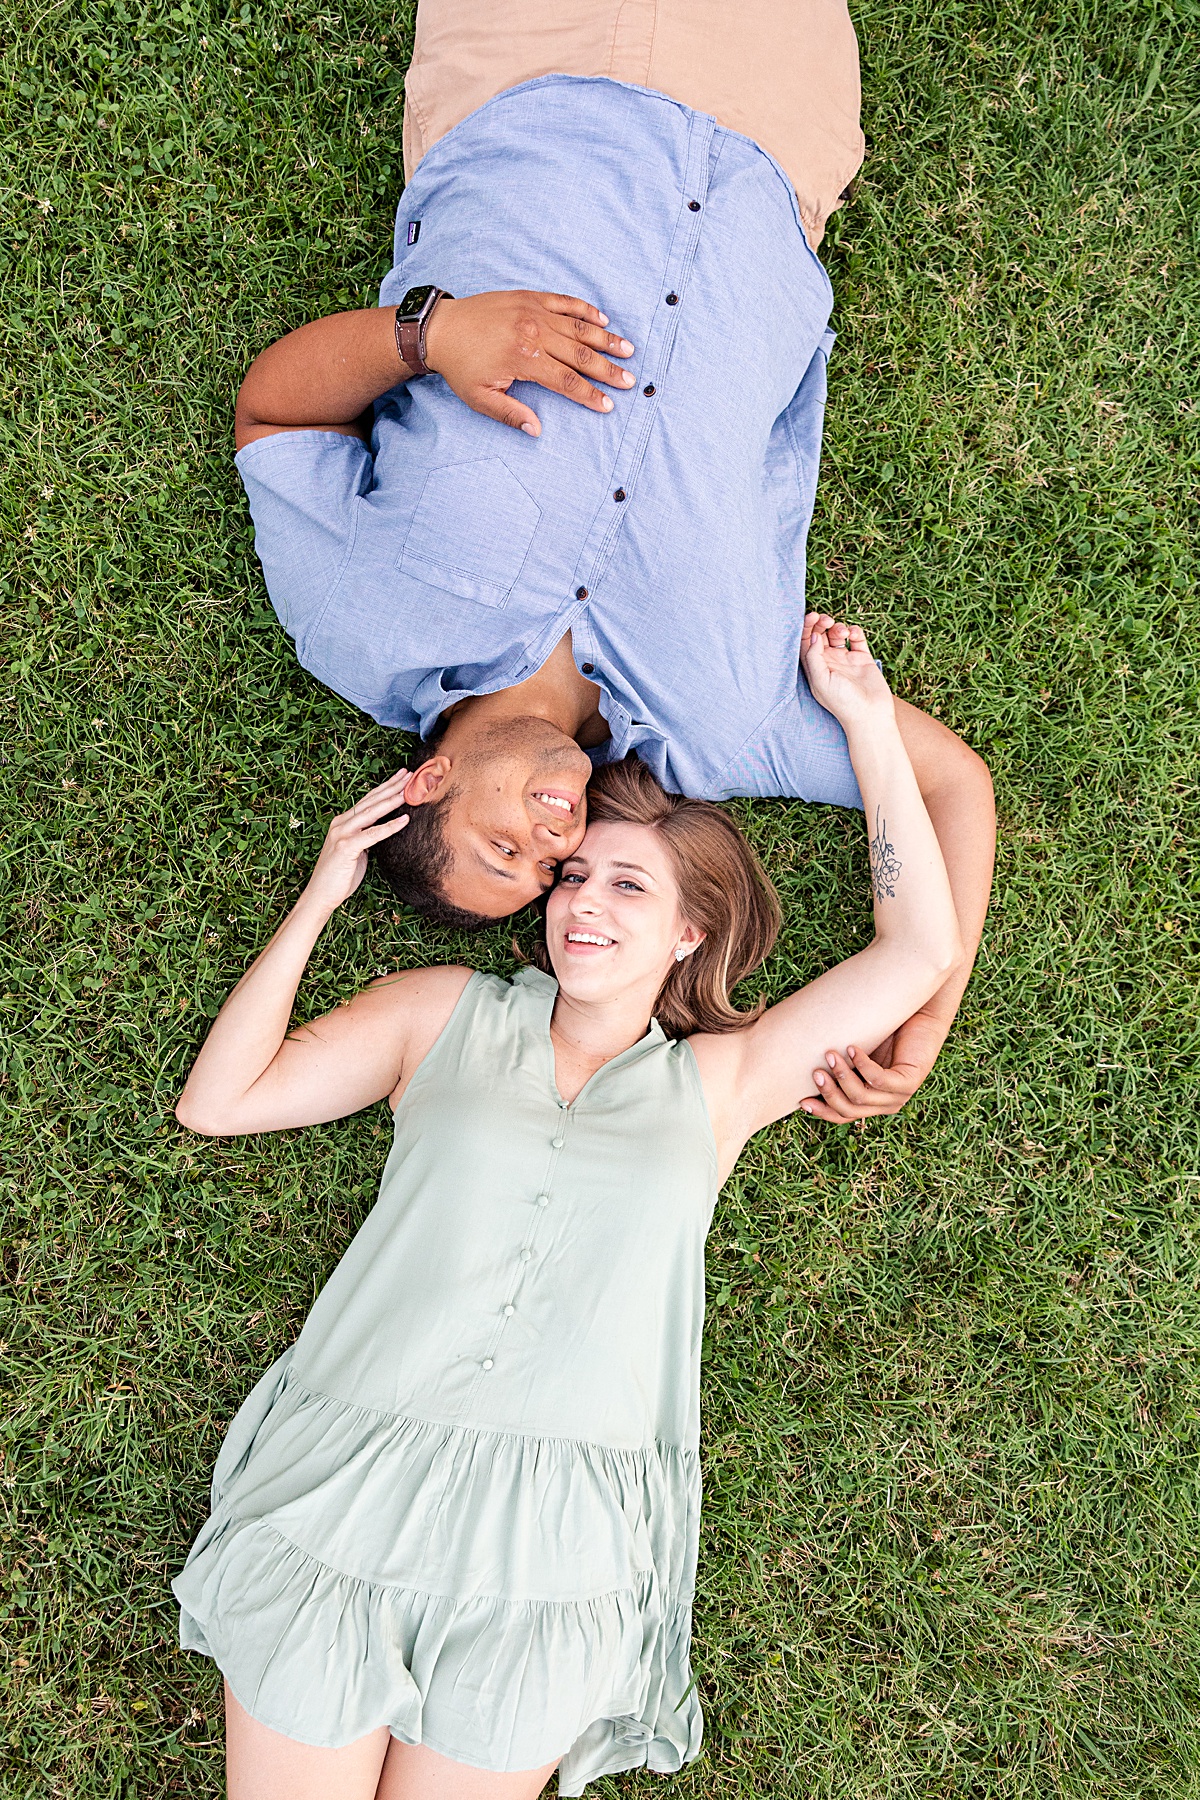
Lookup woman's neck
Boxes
[549,989,655,1104]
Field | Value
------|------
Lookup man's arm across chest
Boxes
[233,290,637,450]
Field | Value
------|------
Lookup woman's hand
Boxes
[801,615,895,733]
[422,291,636,435]
[301,770,411,916]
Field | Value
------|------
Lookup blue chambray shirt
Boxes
[236,74,861,808]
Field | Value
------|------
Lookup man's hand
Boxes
[423,290,635,435]
[233,293,635,451]
[800,1010,948,1123]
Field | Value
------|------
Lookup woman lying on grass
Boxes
[171,615,962,1800]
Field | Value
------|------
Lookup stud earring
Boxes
[674,946,687,962]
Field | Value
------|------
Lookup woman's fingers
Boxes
[358,814,410,848]
[334,770,411,825]
[356,767,411,805]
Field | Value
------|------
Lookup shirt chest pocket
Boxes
[397,459,541,609]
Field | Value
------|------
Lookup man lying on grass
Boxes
[229,0,995,1121]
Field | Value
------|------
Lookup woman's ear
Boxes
[677,922,706,957]
[402,757,452,808]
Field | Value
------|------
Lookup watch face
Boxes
[397,284,436,322]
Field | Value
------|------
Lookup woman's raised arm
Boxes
[692,620,964,1174]
[175,772,467,1137]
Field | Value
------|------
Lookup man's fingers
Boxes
[821,1052,871,1098]
[845,1045,918,1095]
[811,1068,864,1116]
[470,385,544,435]
[548,328,636,388]
[844,1044,890,1083]
[535,356,619,412]
[563,313,635,358]
[537,291,613,328]
[798,1097,850,1123]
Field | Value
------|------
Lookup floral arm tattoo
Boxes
[869,806,902,902]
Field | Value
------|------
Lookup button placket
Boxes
[566,111,713,606]
[481,1107,571,1375]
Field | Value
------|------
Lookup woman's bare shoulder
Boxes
[362,964,476,1107]
[365,962,476,1006]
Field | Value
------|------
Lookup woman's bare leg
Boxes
[225,1681,393,1800]
[376,1738,562,1800]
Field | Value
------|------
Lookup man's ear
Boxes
[403,756,452,808]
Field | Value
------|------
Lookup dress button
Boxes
[613,489,626,502]
[504,1304,515,1317]
[575,585,588,600]
[642,384,656,397]
[688,200,701,212]
[665,292,679,306]
[581,662,594,674]
[482,1359,494,1371]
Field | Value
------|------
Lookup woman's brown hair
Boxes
[528,754,782,1038]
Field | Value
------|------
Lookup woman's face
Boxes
[545,821,704,1005]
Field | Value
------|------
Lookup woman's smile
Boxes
[563,930,616,953]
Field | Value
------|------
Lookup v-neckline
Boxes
[516,968,665,1111]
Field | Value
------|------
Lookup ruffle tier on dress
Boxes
[172,1347,704,1795]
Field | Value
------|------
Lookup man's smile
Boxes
[532,789,578,814]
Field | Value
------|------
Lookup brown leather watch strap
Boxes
[394,309,429,378]
[394,289,453,379]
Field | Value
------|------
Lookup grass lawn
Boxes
[3,0,1199,1793]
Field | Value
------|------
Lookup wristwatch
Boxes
[394,284,453,377]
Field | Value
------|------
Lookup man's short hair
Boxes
[371,782,495,931]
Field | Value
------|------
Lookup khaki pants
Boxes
[402,0,864,249]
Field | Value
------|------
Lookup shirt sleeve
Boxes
[707,672,864,808]
[234,430,374,649]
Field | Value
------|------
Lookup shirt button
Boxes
[613,489,626,502]
[504,1304,515,1317]
[482,1359,494,1370]
[688,200,701,212]
[575,585,588,600]
[665,292,679,305]
[581,662,594,674]
[643,384,656,397]
[521,1249,534,1261]
[537,1193,550,1207]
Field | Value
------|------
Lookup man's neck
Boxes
[443,632,609,748]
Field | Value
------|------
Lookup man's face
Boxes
[413,718,593,916]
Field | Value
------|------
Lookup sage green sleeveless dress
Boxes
[172,968,717,1795]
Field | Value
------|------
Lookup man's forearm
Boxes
[894,697,995,1039]
[235,308,408,448]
